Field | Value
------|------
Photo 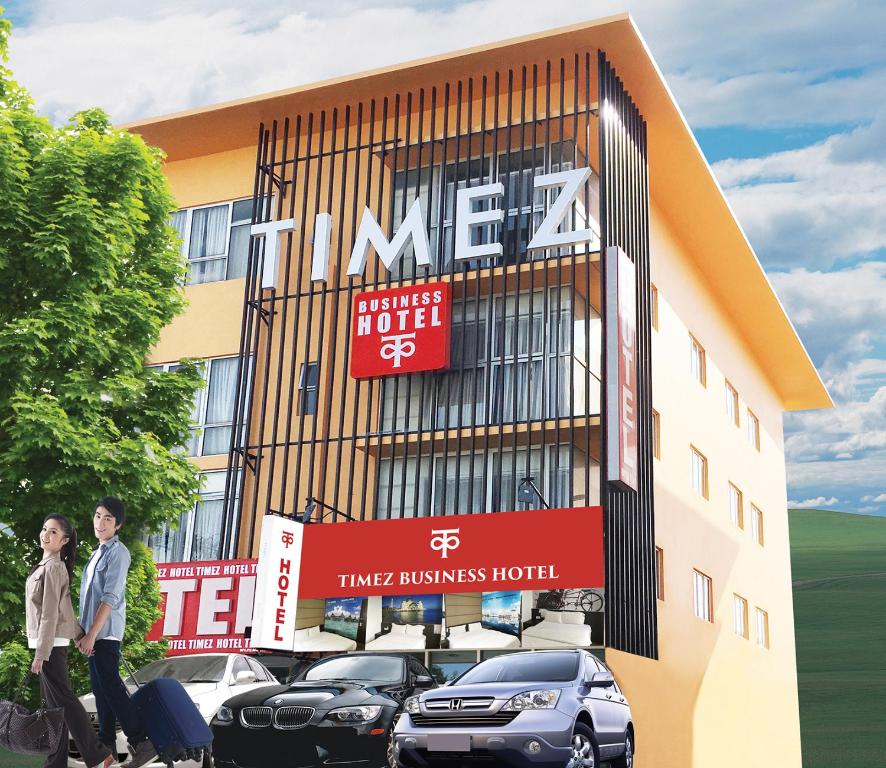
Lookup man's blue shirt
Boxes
[80,535,130,640]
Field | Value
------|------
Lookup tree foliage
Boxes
[0,11,202,689]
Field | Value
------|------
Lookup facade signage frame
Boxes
[605,245,639,492]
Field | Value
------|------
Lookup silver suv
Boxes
[394,649,633,768]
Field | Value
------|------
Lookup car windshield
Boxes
[455,653,579,684]
[302,656,404,683]
[127,655,228,684]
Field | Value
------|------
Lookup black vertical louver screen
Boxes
[598,52,658,659]
[219,50,656,659]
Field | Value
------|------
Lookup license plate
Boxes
[427,733,471,752]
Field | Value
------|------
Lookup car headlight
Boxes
[501,690,560,711]
[215,705,234,723]
[404,696,421,715]
[325,705,383,724]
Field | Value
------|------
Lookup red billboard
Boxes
[251,507,605,653]
[147,559,257,655]
[350,282,451,378]
[298,506,603,598]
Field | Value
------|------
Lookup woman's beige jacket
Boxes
[26,554,84,661]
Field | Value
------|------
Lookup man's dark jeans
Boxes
[88,639,148,748]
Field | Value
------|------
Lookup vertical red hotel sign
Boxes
[350,282,451,378]
[605,246,639,492]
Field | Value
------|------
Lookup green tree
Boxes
[0,10,203,693]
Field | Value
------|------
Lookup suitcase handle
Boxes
[119,653,142,689]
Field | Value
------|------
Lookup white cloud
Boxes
[768,264,886,369]
[715,133,886,269]
[785,387,886,461]
[875,493,886,503]
[5,0,886,131]
[788,496,839,509]
[787,454,886,493]
[668,69,886,129]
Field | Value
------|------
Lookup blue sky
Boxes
[4,0,884,515]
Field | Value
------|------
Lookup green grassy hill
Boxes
[790,509,886,768]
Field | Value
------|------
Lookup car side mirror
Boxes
[235,670,257,684]
[588,671,614,688]
[414,675,434,689]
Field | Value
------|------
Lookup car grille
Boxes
[274,706,314,729]
[240,706,274,728]
[409,712,520,727]
[424,697,495,711]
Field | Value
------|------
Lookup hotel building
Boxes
[130,14,830,766]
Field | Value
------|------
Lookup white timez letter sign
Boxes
[253,164,598,284]
[250,218,297,289]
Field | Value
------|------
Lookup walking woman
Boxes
[26,514,114,768]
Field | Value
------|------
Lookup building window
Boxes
[728,482,744,528]
[380,288,601,432]
[375,445,594,519]
[756,608,770,648]
[171,198,257,286]
[747,409,761,451]
[725,380,739,426]
[652,409,661,460]
[693,569,713,622]
[733,594,748,638]
[148,471,229,563]
[655,547,665,600]
[690,334,706,386]
[391,140,599,275]
[148,357,240,456]
[651,284,659,331]
[690,446,708,499]
[299,362,320,416]
[751,504,765,546]
[200,357,240,456]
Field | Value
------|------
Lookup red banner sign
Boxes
[297,506,603,598]
[147,560,257,655]
[350,282,451,378]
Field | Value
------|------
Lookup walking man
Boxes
[78,497,157,768]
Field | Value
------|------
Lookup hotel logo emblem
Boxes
[379,332,417,368]
[430,528,460,559]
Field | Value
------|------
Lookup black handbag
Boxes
[0,671,65,755]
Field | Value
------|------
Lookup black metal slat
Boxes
[275,116,304,518]
[380,93,402,520]
[332,102,363,514]
[346,99,376,518]
[413,86,436,517]
[220,121,265,557]
[263,118,292,517]
[243,127,273,556]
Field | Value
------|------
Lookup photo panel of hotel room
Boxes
[291,594,445,652]
[441,589,604,650]
[288,589,603,653]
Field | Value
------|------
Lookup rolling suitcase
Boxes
[123,658,213,767]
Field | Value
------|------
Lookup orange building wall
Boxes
[606,200,802,767]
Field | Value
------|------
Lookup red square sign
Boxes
[350,282,451,379]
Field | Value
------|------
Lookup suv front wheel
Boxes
[566,722,600,768]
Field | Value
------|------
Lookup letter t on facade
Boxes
[251,218,297,289]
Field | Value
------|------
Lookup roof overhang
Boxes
[124,13,831,412]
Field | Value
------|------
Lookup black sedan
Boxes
[211,653,436,768]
